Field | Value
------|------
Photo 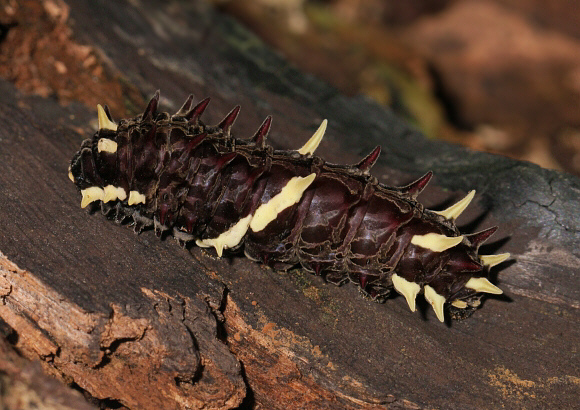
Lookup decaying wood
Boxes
[0,0,578,409]
[0,252,244,409]
[0,333,97,410]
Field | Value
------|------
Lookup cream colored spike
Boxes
[392,274,420,312]
[103,185,127,203]
[411,233,464,252]
[480,253,510,268]
[97,138,118,153]
[250,174,316,232]
[128,191,146,205]
[465,277,503,294]
[80,187,104,208]
[424,285,446,322]
[451,300,467,309]
[434,190,475,220]
[68,166,74,182]
[298,120,327,155]
[97,104,117,131]
[197,214,253,257]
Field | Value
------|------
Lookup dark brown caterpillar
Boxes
[69,91,510,322]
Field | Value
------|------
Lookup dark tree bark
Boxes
[0,0,578,409]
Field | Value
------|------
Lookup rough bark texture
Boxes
[0,0,578,409]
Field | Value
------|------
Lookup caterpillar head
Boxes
[426,239,509,320]
[392,193,510,322]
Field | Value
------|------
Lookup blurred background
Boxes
[2,0,580,176]
[211,0,580,177]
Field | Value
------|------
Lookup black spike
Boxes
[312,263,322,275]
[175,94,194,116]
[181,132,207,156]
[251,116,272,147]
[218,105,241,135]
[356,146,381,173]
[103,104,114,122]
[216,152,238,170]
[143,90,160,120]
[446,253,483,272]
[400,171,433,198]
[359,273,368,290]
[185,97,210,124]
[466,226,499,250]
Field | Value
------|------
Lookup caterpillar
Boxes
[69,91,510,322]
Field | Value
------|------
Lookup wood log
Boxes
[0,0,578,409]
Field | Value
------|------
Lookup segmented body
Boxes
[69,92,509,322]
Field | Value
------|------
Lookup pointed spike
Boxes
[185,218,194,235]
[460,260,484,272]
[103,104,114,121]
[480,253,510,268]
[103,185,117,203]
[183,132,207,153]
[218,105,241,134]
[359,274,368,290]
[400,171,433,197]
[186,97,210,124]
[434,190,476,220]
[466,226,499,249]
[312,263,322,275]
[295,173,316,191]
[424,285,446,322]
[128,191,146,206]
[392,274,421,312]
[159,206,168,226]
[447,254,483,272]
[298,119,327,155]
[451,300,468,309]
[155,225,163,238]
[411,233,464,252]
[117,188,127,201]
[81,187,104,208]
[102,186,126,203]
[143,90,160,120]
[356,146,381,173]
[196,214,252,257]
[175,94,194,116]
[97,104,117,131]
[216,152,238,169]
[251,116,272,146]
[465,277,503,295]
